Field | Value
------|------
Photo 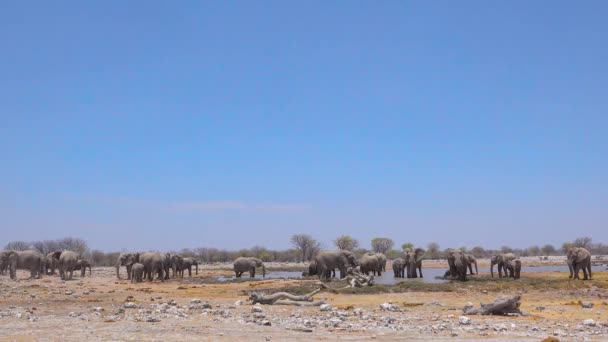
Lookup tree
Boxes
[334,235,359,251]
[573,236,592,248]
[290,234,320,262]
[371,238,394,254]
[385,249,401,259]
[561,242,573,254]
[500,246,513,253]
[4,241,31,251]
[542,244,556,255]
[401,242,414,251]
[56,237,89,257]
[527,245,541,256]
[427,242,440,259]
[470,246,485,258]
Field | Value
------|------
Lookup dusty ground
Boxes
[1,262,607,341]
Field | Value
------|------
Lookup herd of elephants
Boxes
[0,246,594,283]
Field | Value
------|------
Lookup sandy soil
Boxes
[1,262,607,341]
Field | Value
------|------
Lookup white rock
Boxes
[459,316,471,325]
[234,300,243,306]
[190,298,202,304]
[319,304,332,311]
[583,319,596,326]
[124,302,138,309]
[252,305,263,313]
[379,303,399,312]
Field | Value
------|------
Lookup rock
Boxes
[65,291,74,295]
[261,320,271,326]
[168,299,177,306]
[124,302,138,309]
[553,329,566,337]
[580,302,593,309]
[319,304,332,312]
[147,317,161,323]
[265,337,271,341]
[379,303,399,312]
[190,298,202,304]
[459,316,471,325]
[68,312,81,317]
[252,305,263,313]
[536,306,545,311]
[493,323,508,332]
[234,300,243,306]
[202,301,212,309]
[93,307,104,312]
[583,319,596,326]
[481,290,488,294]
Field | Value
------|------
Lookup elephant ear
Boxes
[52,251,62,260]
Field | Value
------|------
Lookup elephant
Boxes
[464,254,478,275]
[392,258,405,278]
[233,257,265,278]
[170,254,184,277]
[130,263,145,283]
[359,253,382,276]
[46,252,58,275]
[139,252,166,282]
[446,249,467,281]
[7,250,44,279]
[116,252,139,280]
[313,250,358,280]
[52,250,78,280]
[74,259,92,277]
[567,247,592,280]
[161,253,171,280]
[504,258,522,279]
[0,250,10,275]
[180,257,199,277]
[304,260,334,278]
[376,253,387,272]
[490,253,517,278]
[403,248,424,278]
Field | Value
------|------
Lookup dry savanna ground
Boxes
[1,260,607,341]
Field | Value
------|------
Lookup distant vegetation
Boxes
[3,235,606,267]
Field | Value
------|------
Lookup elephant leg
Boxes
[587,264,592,279]
[188,267,192,277]
[582,266,589,280]
[250,267,255,278]
[418,266,423,278]
[127,265,132,280]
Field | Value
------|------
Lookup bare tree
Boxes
[56,237,90,257]
[290,234,320,262]
[500,246,513,254]
[371,238,394,254]
[542,244,557,255]
[560,242,573,254]
[427,242,440,259]
[4,241,31,251]
[573,236,592,248]
[334,235,359,251]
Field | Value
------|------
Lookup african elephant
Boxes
[233,257,265,278]
[392,258,405,278]
[52,250,78,280]
[116,252,139,280]
[403,248,424,278]
[139,252,166,282]
[161,253,171,280]
[359,253,382,276]
[180,257,199,277]
[304,260,334,278]
[7,250,44,279]
[45,252,58,275]
[567,247,592,280]
[490,253,516,278]
[313,250,358,280]
[0,250,10,275]
[130,263,144,283]
[464,254,478,275]
[170,254,184,277]
[447,249,467,281]
[74,259,92,277]
[504,258,521,279]
[376,253,387,272]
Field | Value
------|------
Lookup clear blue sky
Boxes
[1,1,606,252]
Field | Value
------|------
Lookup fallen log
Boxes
[249,286,325,305]
[463,295,524,316]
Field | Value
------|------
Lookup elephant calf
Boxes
[131,263,144,283]
[504,259,522,279]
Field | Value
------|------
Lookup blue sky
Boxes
[1,1,606,252]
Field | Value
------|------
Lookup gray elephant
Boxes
[180,257,199,277]
[447,249,467,281]
[403,248,424,278]
[161,253,171,280]
[139,252,166,282]
[233,257,265,278]
[313,250,358,280]
[170,254,184,277]
[567,247,592,280]
[304,260,334,278]
[359,253,382,276]
[376,253,387,272]
[0,250,10,275]
[74,259,92,277]
[464,254,478,275]
[504,258,521,279]
[52,250,78,280]
[130,263,145,283]
[46,252,58,275]
[116,252,139,280]
[490,253,516,278]
[7,250,44,279]
[392,258,405,278]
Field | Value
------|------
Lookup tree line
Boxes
[4,235,606,267]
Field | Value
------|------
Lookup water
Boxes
[216,265,606,284]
